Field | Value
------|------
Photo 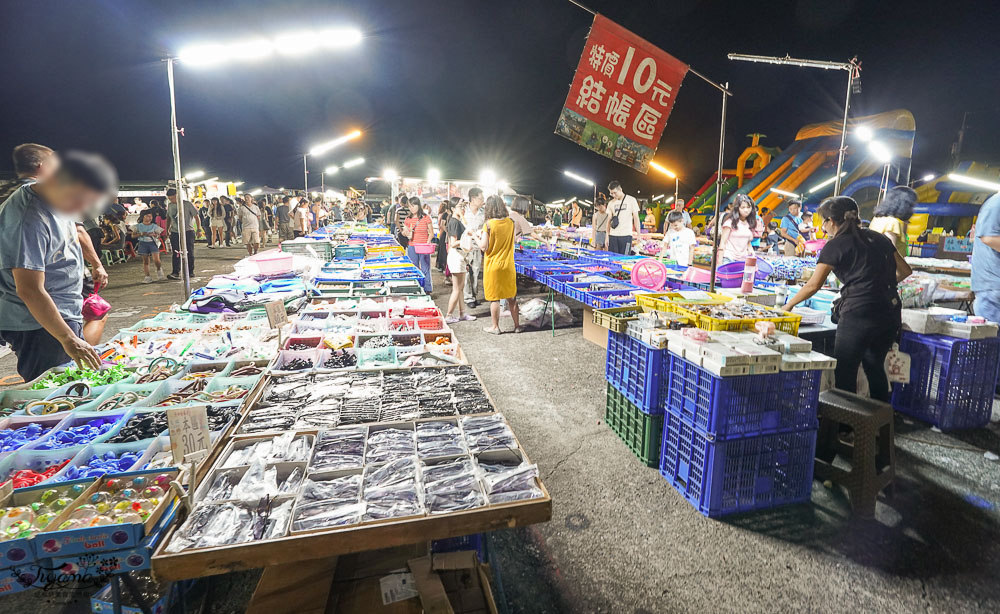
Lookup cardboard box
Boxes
[329,543,428,614]
[900,307,965,334]
[939,321,999,340]
[581,307,608,349]
[408,551,499,614]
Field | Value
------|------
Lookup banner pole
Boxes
[566,0,597,15]
[709,83,729,294]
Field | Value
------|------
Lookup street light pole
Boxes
[165,57,190,298]
[303,154,309,194]
[673,176,679,206]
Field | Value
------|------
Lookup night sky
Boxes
[2,0,998,201]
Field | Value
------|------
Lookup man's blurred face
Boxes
[610,186,624,200]
[48,179,105,215]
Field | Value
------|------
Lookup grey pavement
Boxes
[2,245,999,613]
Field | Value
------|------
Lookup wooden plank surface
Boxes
[152,495,551,581]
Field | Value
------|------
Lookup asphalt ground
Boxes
[2,241,999,613]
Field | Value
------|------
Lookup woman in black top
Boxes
[783,196,912,401]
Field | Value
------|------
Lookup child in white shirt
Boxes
[662,211,697,267]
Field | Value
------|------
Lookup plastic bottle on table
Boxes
[741,254,757,294]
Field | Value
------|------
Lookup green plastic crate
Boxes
[604,382,664,467]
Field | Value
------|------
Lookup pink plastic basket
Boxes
[411,243,436,255]
[251,251,293,275]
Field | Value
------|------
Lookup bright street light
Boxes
[648,161,676,178]
[479,168,497,186]
[309,130,362,157]
[427,168,441,184]
[190,176,219,185]
[250,188,263,196]
[563,170,594,186]
[770,187,802,199]
[947,173,1000,192]
[868,140,892,163]
[341,157,365,168]
[855,125,874,142]
[648,161,680,203]
[383,168,399,182]
[550,199,565,205]
[184,170,205,180]
[922,173,936,182]
[168,27,360,297]
[807,172,847,194]
[652,193,665,200]
[325,166,340,175]
[178,28,362,66]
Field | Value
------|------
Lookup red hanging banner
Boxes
[554,15,689,173]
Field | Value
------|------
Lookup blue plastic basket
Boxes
[664,355,821,439]
[659,413,817,517]
[891,332,1000,430]
[605,331,667,414]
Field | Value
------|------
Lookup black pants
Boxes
[607,234,632,255]
[170,230,196,276]
[1,320,83,382]
[833,308,900,402]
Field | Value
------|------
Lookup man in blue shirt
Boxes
[972,192,1000,324]
[0,151,116,381]
[778,199,810,256]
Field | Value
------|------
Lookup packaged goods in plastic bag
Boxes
[300,474,362,503]
[293,500,364,531]
[310,427,366,471]
[517,297,574,330]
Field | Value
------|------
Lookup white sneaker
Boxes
[156,270,165,280]
[142,276,153,284]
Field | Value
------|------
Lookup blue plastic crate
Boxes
[605,331,667,414]
[664,355,821,439]
[891,332,1000,430]
[590,289,646,309]
[430,533,485,561]
[659,413,817,517]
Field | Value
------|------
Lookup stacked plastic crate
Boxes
[603,330,668,467]
[891,316,1000,430]
[658,332,828,517]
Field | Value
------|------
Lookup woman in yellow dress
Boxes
[477,195,520,334]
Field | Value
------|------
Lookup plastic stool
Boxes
[814,389,895,518]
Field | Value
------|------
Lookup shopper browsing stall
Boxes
[239,194,262,255]
[463,188,486,306]
[870,186,917,256]
[591,197,610,250]
[445,202,476,324]
[782,196,912,402]
[133,211,164,283]
[402,197,434,293]
[662,211,697,267]
[509,195,537,241]
[777,199,809,256]
[606,180,640,255]
[719,194,762,263]
[671,198,692,228]
[570,200,583,228]
[478,196,519,334]
[165,188,201,280]
[0,151,115,380]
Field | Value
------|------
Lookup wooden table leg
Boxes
[246,556,339,614]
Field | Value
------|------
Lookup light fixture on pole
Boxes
[184,170,205,181]
[652,193,665,200]
[947,173,1000,192]
[427,168,441,184]
[169,26,361,297]
[648,161,680,206]
[770,187,803,199]
[806,172,847,194]
[563,169,597,205]
[922,174,936,182]
[250,188,263,196]
[728,53,860,195]
[304,130,362,192]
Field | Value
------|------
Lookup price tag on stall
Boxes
[167,405,211,465]
[884,344,911,385]
[265,300,289,329]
